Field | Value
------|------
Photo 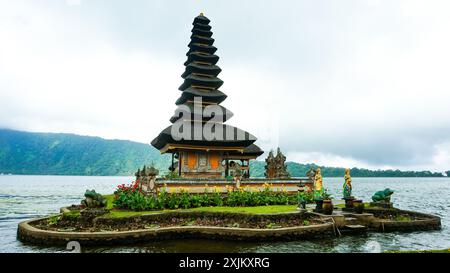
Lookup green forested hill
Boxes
[250,161,444,178]
[0,129,170,175]
[0,129,445,177]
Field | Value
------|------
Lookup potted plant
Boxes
[322,190,333,215]
[353,199,364,214]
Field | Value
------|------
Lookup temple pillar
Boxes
[225,158,229,177]
[247,159,250,178]
[178,152,182,176]
[171,153,174,172]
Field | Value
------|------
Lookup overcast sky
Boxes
[1,0,450,172]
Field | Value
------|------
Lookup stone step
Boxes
[344,217,359,225]
[344,224,367,230]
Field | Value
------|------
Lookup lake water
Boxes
[0,175,449,253]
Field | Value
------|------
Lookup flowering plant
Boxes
[114,180,140,196]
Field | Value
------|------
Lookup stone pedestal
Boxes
[342,197,355,212]
[370,201,393,208]
[344,197,355,208]
[353,200,365,214]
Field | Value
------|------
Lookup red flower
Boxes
[115,181,140,194]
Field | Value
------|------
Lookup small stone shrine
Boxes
[136,165,159,195]
[265,148,290,179]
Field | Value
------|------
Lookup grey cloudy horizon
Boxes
[1,0,450,172]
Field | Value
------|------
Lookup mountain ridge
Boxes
[0,129,446,177]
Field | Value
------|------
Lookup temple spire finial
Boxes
[200,12,204,16]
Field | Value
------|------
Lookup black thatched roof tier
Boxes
[226,144,264,157]
[187,43,217,55]
[169,103,233,123]
[181,63,221,78]
[192,28,213,38]
[193,23,211,31]
[193,14,210,25]
[178,74,223,91]
[184,53,219,66]
[190,35,215,45]
[175,88,227,105]
[151,124,257,151]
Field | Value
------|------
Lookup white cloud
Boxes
[1,0,450,171]
[66,0,81,6]
[286,151,395,170]
[429,142,450,172]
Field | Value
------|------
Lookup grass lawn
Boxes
[103,205,299,219]
[104,194,115,210]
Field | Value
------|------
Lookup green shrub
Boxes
[47,215,61,226]
[113,186,314,211]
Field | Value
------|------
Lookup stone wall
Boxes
[17,212,334,246]
[365,207,441,232]
[149,178,313,195]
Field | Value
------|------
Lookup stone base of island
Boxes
[16,161,442,247]
[17,202,441,247]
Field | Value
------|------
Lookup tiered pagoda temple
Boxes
[151,13,263,178]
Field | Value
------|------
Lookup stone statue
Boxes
[297,188,307,210]
[314,168,324,200]
[372,188,394,202]
[275,147,286,164]
[264,150,275,178]
[343,168,352,199]
[265,148,290,179]
[233,163,242,177]
[229,161,242,188]
[370,188,394,208]
[306,167,316,181]
[80,190,108,221]
[275,148,290,178]
[81,190,107,208]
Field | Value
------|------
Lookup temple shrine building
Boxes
[151,13,263,178]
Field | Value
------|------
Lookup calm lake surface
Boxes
[0,175,449,253]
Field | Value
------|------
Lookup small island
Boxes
[17,13,441,248]
[17,168,441,246]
